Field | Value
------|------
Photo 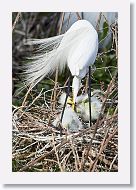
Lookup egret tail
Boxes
[22,34,65,89]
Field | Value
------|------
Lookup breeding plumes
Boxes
[22,19,98,109]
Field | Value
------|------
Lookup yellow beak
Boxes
[67,97,73,105]
[72,102,75,110]
[67,97,75,110]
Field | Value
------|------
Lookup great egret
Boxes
[23,19,98,109]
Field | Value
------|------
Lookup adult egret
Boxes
[23,19,98,109]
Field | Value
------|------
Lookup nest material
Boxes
[12,86,118,172]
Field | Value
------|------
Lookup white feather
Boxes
[22,20,98,103]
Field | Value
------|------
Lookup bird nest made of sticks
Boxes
[12,84,118,172]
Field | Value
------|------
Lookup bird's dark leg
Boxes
[60,76,71,136]
[88,66,91,127]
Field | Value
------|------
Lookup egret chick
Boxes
[53,92,83,132]
[22,20,98,110]
[53,107,83,132]
[76,91,102,122]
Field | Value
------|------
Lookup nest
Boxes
[12,76,118,172]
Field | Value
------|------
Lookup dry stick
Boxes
[69,139,79,171]
[89,128,109,171]
[19,128,92,172]
[96,12,102,31]
[79,70,117,171]
[110,23,118,59]
[79,115,117,171]
[76,12,81,20]
[90,127,118,172]
[92,70,117,140]
[12,12,21,32]
[52,12,65,111]
[52,133,64,171]
[75,148,81,170]
[25,88,44,110]
[61,151,72,170]
[21,85,33,108]
[48,79,70,125]
[19,138,69,171]
[109,154,118,171]
[79,149,86,170]
[56,77,70,98]
[19,114,117,172]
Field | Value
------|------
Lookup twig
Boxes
[12,12,21,32]
[79,70,117,171]
[109,154,118,171]
[76,12,81,20]
[52,133,64,171]
[90,127,118,171]
[69,138,79,171]
[52,12,65,111]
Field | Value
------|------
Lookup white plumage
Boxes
[23,20,98,107]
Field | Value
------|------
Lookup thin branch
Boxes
[12,12,21,32]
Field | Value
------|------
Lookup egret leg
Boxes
[60,76,71,135]
[88,66,91,127]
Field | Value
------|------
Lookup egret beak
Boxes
[67,97,75,110]
[72,96,75,110]
[67,97,73,105]
[72,102,75,110]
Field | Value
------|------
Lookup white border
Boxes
[0,0,130,184]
